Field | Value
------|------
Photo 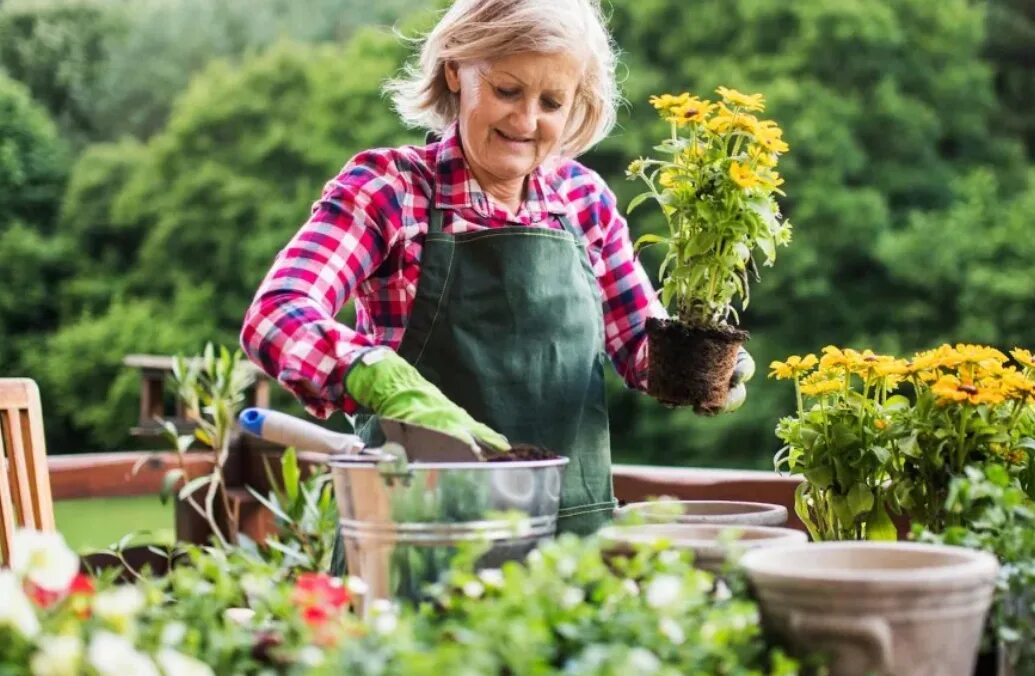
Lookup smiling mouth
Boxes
[495,129,533,144]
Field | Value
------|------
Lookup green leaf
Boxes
[865,502,898,541]
[626,191,654,215]
[804,465,833,488]
[160,469,185,505]
[847,483,875,517]
[633,233,666,252]
[282,447,300,503]
[178,474,213,500]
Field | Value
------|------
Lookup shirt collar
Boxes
[432,122,568,223]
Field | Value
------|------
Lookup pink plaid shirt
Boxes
[241,122,666,418]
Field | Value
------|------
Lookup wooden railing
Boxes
[48,451,805,539]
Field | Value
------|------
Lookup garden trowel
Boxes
[238,407,486,462]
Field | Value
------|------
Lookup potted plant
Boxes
[626,87,793,411]
[770,344,1035,541]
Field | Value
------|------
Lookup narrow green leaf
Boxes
[626,191,654,215]
[160,469,185,505]
[178,474,213,500]
[865,502,898,541]
[281,447,300,503]
[633,233,666,251]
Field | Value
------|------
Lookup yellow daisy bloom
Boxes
[729,161,759,189]
[659,169,678,189]
[755,120,790,153]
[1011,348,1035,370]
[649,92,691,115]
[748,145,777,167]
[930,375,1002,406]
[716,86,766,112]
[819,345,850,371]
[768,354,818,380]
[800,377,844,397]
[667,97,715,126]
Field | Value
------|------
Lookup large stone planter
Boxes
[741,542,998,676]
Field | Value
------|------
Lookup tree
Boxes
[593,0,1030,467]
[0,73,70,371]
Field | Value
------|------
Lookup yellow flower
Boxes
[716,86,766,112]
[768,354,818,380]
[800,376,844,397]
[755,170,785,192]
[930,375,1002,406]
[874,419,888,430]
[659,169,678,189]
[748,145,777,167]
[627,158,647,176]
[819,345,850,371]
[707,106,759,136]
[649,92,691,115]
[1011,348,1035,370]
[755,120,790,154]
[729,162,759,189]
[667,97,715,126]
[954,343,1007,367]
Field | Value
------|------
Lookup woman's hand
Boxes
[345,348,510,451]
[695,347,755,415]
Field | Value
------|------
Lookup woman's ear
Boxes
[444,60,461,94]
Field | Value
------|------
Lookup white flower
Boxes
[645,574,682,610]
[659,617,685,645]
[29,634,82,676]
[0,570,40,638]
[239,574,272,599]
[222,608,255,626]
[87,632,160,676]
[658,549,679,566]
[345,576,369,596]
[621,579,639,596]
[560,586,585,609]
[627,647,661,672]
[462,580,484,599]
[155,648,214,676]
[297,646,326,668]
[368,599,398,635]
[478,568,504,588]
[92,586,146,630]
[11,529,78,592]
[159,622,187,646]
[555,555,577,578]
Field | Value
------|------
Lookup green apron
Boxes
[331,197,615,573]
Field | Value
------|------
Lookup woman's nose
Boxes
[509,100,538,136]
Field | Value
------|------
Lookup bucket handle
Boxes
[789,610,893,674]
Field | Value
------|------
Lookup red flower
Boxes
[292,573,350,629]
[69,573,94,596]
[25,581,62,608]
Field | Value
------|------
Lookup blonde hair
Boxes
[384,0,620,158]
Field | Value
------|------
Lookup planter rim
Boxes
[619,500,787,514]
[599,523,806,546]
[739,541,998,586]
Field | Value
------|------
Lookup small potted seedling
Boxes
[627,87,792,411]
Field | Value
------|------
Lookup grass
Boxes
[54,495,175,553]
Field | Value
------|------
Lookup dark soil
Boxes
[646,317,748,413]
[485,444,559,462]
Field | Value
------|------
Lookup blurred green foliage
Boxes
[1,0,1035,469]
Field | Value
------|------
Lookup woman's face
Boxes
[445,52,581,190]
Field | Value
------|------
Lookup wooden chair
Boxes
[0,379,55,565]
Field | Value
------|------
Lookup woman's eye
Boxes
[494,87,519,99]
[541,97,562,112]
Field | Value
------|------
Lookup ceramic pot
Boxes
[741,542,998,676]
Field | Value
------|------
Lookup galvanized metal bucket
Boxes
[329,455,568,604]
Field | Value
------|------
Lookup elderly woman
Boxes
[241,0,754,538]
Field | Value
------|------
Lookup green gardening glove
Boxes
[345,348,510,452]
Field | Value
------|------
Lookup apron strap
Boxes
[428,204,446,234]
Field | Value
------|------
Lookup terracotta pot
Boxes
[598,523,806,572]
[617,500,788,527]
[740,542,998,676]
